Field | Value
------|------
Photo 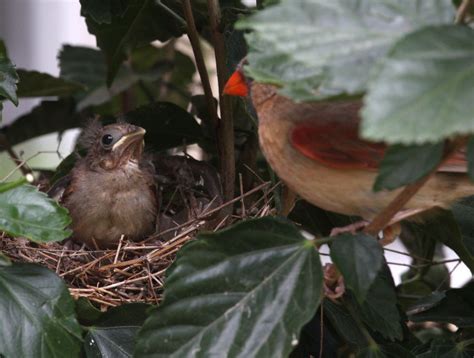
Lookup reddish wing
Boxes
[291,121,385,170]
[291,121,468,172]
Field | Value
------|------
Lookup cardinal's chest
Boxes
[65,161,157,244]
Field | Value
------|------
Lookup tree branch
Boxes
[207,0,235,203]
[182,0,219,133]
[455,0,473,24]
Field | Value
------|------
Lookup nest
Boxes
[0,180,274,310]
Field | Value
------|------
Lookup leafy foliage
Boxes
[330,233,383,302]
[1,0,474,357]
[83,304,152,357]
[0,263,82,357]
[0,39,19,106]
[135,217,323,357]
[0,184,72,243]
[238,0,454,101]
[373,143,444,191]
[362,25,474,144]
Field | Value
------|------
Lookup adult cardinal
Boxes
[224,70,474,236]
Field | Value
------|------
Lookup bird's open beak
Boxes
[112,127,146,159]
[223,70,249,97]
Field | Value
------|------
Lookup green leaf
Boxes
[16,69,85,98]
[75,297,103,326]
[124,102,203,151]
[0,263,82,357]
[452,196,474,257]
[330,233,383,302]
[58,45,176,111]
[0,177,28,193]
[237,0,455,101]
[0,39,19,105]
[82,0,184,85]
[362,25,474,144]
[0,184,72,242]
[0,98,80,150]
[84,303,151,357]
[468,137,474,181]
[80,0,127,24]
[413,338,473,358]
[355,267,403,340]
[425,209,474,274]
[323,299,367,347]
[373,143,444,191]
[408,282,474,327]
[135,217,324,357]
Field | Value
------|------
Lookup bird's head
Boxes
[84,122,146,171]
[223,65,278,108]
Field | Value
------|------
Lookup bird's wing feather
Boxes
[290,121,385,170]
[48,174,73,203]
[290,121,468,172]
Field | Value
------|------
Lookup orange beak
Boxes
[223,70,249,97]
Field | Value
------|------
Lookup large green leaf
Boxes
[0,263,82,357]
[373,143,444,191]
[424,209,474,274]
[330,233,383,302]
[0,40,18,106]
[408,282,474,327]
[84,303,151,357]
[362,25,474,144]
[0,252,11,266]
[124,102,202,151]
[0,184,71,242]
[354,267,403,341]
[80,0,127,24]
[0,98,80,151]
[323,299,367,347]
[237,0,454,101]
[82,0,184,85]
[16,69,85,98]
[135,217,324,357]
[452,196,474,257]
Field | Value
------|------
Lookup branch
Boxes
[182,0,219,132]
[364,138,466,236]
[207,0,236,202]
[455,0,473,24]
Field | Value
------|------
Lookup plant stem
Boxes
[207,0,235,203]
[364,139,466,237]
[455,0,473,24]
[182,0,219,133]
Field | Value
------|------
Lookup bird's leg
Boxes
[323,263,345,301]
[329,220,369,236]
[324,219,402,301]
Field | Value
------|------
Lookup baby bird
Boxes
[51,121,158,248]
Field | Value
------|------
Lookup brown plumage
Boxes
[51,122,158,248]
[225,75,474,226]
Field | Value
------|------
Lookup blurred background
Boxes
[0,0,470,288]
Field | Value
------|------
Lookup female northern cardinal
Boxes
[224,70,474,235]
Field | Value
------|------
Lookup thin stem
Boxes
[155,0,186,26]
[182,0,219,132]
[0,134,32,177]
[455,0,473,24]
[207,0,235,203]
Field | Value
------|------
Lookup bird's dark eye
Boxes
[101,134,114,146]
